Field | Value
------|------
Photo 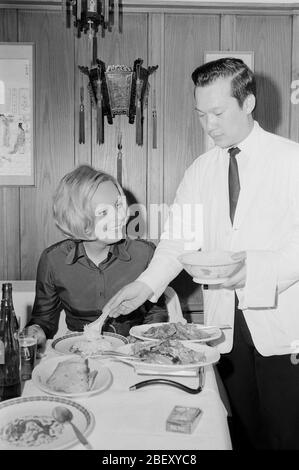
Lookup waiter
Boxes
[103,58,299,450]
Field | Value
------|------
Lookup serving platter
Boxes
[129,322,222,343]
[0,395,94,450]
[51,331,128,357]
[115,341,220,372]
[32,355,112,398]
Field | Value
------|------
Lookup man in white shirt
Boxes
[103,58,299,449]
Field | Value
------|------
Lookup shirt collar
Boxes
[224,120,260,157]
[110,239,132,261]
[65,240,86,265]
[65,238,131,265]
[237,120,260,156]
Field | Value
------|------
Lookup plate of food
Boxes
[115,339,220,372]
[129,322,222,343]
[32,355,112,398]
[0,395,94,450]
[51,327,128,358]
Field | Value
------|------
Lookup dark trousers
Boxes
[217,296,299,450]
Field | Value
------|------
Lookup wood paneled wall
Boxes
[1,4,299,312]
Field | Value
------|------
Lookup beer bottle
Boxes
[1,283,19,332]
[0,284,21,402]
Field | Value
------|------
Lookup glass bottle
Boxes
[0,284,21,402]
[1,283,19,332]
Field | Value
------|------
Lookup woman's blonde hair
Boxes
[53,165,124,240]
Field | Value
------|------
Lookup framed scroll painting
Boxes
[203,51,254,152]
[0,43,35,186]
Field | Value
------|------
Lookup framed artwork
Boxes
[203,51,254,151]
[0,43,35,186]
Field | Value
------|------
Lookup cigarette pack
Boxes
[166,406,202,434]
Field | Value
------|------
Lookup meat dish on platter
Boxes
[142,322,213,341]
[130,339,206,365]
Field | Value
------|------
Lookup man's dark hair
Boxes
[191,57,256,107]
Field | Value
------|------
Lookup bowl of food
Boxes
[178,251,244,284]
[51,326,127,358]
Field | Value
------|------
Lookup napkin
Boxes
[134,366,204,379]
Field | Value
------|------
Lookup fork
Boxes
[94,350,142,360]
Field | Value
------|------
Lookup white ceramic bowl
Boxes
[178,251,244,284]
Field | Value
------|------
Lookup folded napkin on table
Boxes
[134,365,205,380]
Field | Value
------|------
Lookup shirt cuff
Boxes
[137,273,167,303]
[239,250,278,309]
[137,260,182,303]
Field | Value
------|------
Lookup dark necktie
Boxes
[228,146,241,224]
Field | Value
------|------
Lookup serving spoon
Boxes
[52,406,93,450]
[84,309,110,335]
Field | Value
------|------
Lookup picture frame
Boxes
[203,51,254,151]
[0,43,35,186]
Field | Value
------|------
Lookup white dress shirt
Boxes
[138,121,299,356]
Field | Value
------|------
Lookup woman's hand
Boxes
[26,324,47,348]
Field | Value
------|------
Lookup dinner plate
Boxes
[32,355,112,398]
[0,395,94,450]
[116,341,220,372]
[129,322,222,343]
[51,331,128,357]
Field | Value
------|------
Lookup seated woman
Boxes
[27,165,167,346]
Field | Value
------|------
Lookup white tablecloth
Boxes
[22,342,232,450]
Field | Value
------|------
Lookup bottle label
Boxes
[0,340,4,365]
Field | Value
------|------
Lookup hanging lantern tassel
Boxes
[117,130,123,186]
[92,35,97,67]
[79,85,85,144]
[119,0,123,33]
[76,0,82,37]
[136,65,142,146]
[77,0,82,22]
[96,76,104,144]
[136,101,142,146]
[114,0,119,32]
[104,0,109,27]
[152,88,157,149]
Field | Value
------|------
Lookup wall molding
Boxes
[1,1,299,14]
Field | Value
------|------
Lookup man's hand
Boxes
[220,251,247,289]
[103,281,154,318]
[26,324,47,347]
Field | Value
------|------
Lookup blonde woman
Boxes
[27,165,166,347]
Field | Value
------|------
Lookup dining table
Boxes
[20,339,232,451]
